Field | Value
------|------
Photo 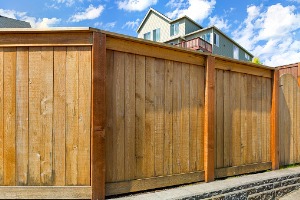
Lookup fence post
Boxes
[92,31,106,200]
[298,63,300,86]
[271,69,279,170]
[204,55,215,182]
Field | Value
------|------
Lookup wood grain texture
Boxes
[3,48,16,186]
[92,32,106,199]
[78,47,91,185]
[0,48,3,185]
[298,63,300,86]
[53,47,66,186]
[0,33,93,47]
[204,56,215,182]
[16,47,29,186]
[271,70,279,170]
[124,53,136,180]
[0,186,91,199]
[106,171,205,196]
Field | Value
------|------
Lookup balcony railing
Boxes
[175,37,212,53]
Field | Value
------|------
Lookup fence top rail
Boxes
[276,63,299,69]
[0,27,275,72]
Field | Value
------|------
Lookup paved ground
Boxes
[108,166,300,200]
[280,188,300,200]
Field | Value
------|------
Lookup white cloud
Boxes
[94,21,116,30]
[69,4,104,22]
[165,0,216,23]
[209,16,230,32]
[233,3,300,66]
[117,0,158,12]
[122,18,140,29]
[53,0,83,7]
[0,8,61,28]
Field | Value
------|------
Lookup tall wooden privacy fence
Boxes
[0,28,299,199]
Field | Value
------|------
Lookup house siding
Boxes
[185,29,213,43]
[169,19,185,40]
[185,19,201,35]
[212,29,253,62]
[137,12,170,42]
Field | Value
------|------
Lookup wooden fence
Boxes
[0,28,298,199]
[278,63,300,166]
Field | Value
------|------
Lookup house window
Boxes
[201,33,211,44]
[233,45,239,59]
[245,53,250,60]
[153,28,160,42]
[144,32,151,40]
[213,33,219,47]
[170,22,179,36]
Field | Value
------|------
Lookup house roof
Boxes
[137,8,202,33]
[137,8,171,33]
[185,26,254,57]
[0,16,31,28]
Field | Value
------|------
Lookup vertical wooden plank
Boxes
[252,76,258,163]
[266,78,272,162]
[279,75,285,166]
[28,47,41,185]
[124,53,136,180]
[66,47,79,186]
[16,47,29,185]
[3,48,16,186]
[105,50,114,182]
[181,63,190,173]
[292,73,298,164]
[231,72,241,167]
[145,57,155,177]
[204,56,215,182]
[215,70,224,169]
[196,66,205,171]
[256,77,262,163]
[78,47,91,185]
[92,32,106,199]
[53,47,66,186]
[298,63,300,86]
[135,55,145,178]
[240,73,247,165]
[271,70,279,170]
[113,51,125,181]
[40,47,54,186]
[246,74,253,164]
[172,62,182,174]
[164,60,173,175]
[154,59,165,176]
[190,65,198,172]
[223,71,231,167]
[0,48,3,185]
[261,78,268,163]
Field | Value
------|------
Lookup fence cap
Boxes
[0,27,94,33]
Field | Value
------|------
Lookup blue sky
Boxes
[1,0,300,66]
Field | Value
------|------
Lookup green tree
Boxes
[252,57,262,64]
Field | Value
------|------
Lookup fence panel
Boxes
[279,74,300,166]
[0,46,92,187]
[105,47,206,195]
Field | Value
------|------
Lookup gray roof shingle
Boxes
[0,16,31,28]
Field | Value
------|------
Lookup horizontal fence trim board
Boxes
[0,44,93,47]
[0,186,91,199]
[215,162,272,178]
[215,59,272,78]
[106,36,206,66]
[106,171,205,196]
[0,33,93,47]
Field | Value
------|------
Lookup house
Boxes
[137,8,253,62]
[0,15,31,28]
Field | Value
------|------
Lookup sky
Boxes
[1,0,300,67]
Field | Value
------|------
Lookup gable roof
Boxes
[0,16,31,28]
[137,8,202,33]
[137,8,171,33]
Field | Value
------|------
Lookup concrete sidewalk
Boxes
[108,166,300,200]
[280,188,300,199]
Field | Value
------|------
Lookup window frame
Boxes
[144,32,151,40]
[233,45,239,59]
